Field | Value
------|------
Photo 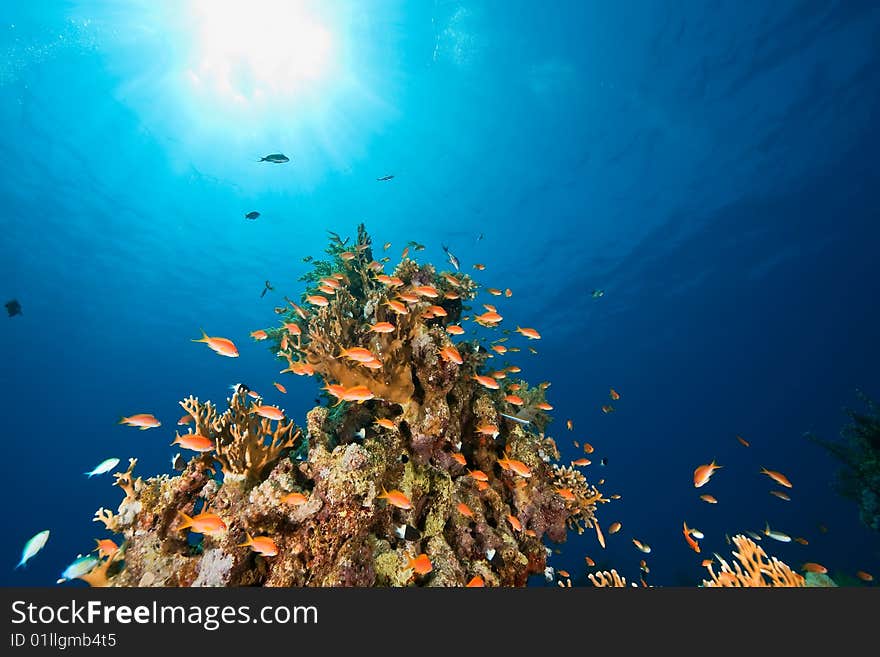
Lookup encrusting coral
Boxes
[73,224,611,587]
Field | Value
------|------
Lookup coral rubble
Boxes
[79,225,610,587]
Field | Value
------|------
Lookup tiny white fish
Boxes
[354,428,366,440]
[689,528,705,540]
[16,530,50,569]
[57,554,98,583]
[84,457,120,478]
[745,530,763,541]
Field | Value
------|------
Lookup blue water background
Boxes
[2,1,879,586]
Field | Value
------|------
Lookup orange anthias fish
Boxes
[473,263,485,270]
[535,402,553,411]
[374,418,397,430]
[94,539,119,559]
[760,467,793,488]
[473,374,500,390]
[477,423,499,438]
[338,347,379,363]
[250,405,285,421]
[342,385,375,403]
[609,388,620,400]
[370,322,395,333]
[504,394,524,406]
[491,344,508,354]
[468,469,489,482]
[446,325,465,335]
[378,487,412,510]
[192,330,239,358]
[457,502,474,518]
[770,490,791,501]
[856,570,874,582]
[582,443,594,454]
[281,492,309,506]
[440,345,464,365]
[507,515,523,532]
[572,458,591,466]
[384,299,408,315]
[451,453,467,466]
[499,456,531,478]
[284,323,302,336]
[177,511,227,535]
[306,295,329,307]
[119,413,161,430]
[273,382,287,394]
[515,326,541,340]
[239,533,278,557]
[801,562,827,574]
[556,487,576,501]
[608,522,622,535]
[412,285,439,298]
[736,435,750,447]
[177,414,193,426]
[376,275,404,287]
[250,329,268,341]
[487,288,503,296]
[566,419,573,431]
[601,404,615,414]
[584,556,596,567]
[683,521,701,553]
[794,537,809,545]
[699,494,718,504]
[475,311,503,325]
[407,553,432,575]
[170,433,214,453]
[693,460,722,488]
[466,575,485,587]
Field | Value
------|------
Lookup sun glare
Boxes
[186,0,334,105]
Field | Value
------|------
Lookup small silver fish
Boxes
[354,428,366,441]
[57,554,99,583]
[486,548,496,561]
[16,530,50,569]
[763,522,791,542]
[745,530,763,541]
[591,289,604,298]
[84,457,120,478]
[689,528,705,540]
[442,245,460,271]
[499,412,531,426]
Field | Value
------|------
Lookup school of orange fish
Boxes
[28,232,874,587]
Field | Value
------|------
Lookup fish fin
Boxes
[118,417,128,424]
[177,511,193,531]
[238,532,253,548]
[191,328,209,343]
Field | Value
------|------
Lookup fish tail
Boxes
[238,532,253,548]
[176,511,193,531]
[118,416,128,424]
[191,328,209,343]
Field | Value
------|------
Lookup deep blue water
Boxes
[2,1,879,587]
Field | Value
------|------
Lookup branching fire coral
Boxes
[178,389,302,484]
[702,535,805,587]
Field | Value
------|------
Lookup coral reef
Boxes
[807,391,880,532]
[702,535,805,587]
[76,225,610,587]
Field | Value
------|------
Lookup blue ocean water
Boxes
[2,1,879,587]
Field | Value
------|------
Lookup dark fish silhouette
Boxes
[259,153,289,163]
[327,230,350,247]
[376,175,394,181]
[5,299,22,317]
[245,211,260,220]
[260,280,274,298]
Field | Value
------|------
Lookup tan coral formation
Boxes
[77,224,608,587]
